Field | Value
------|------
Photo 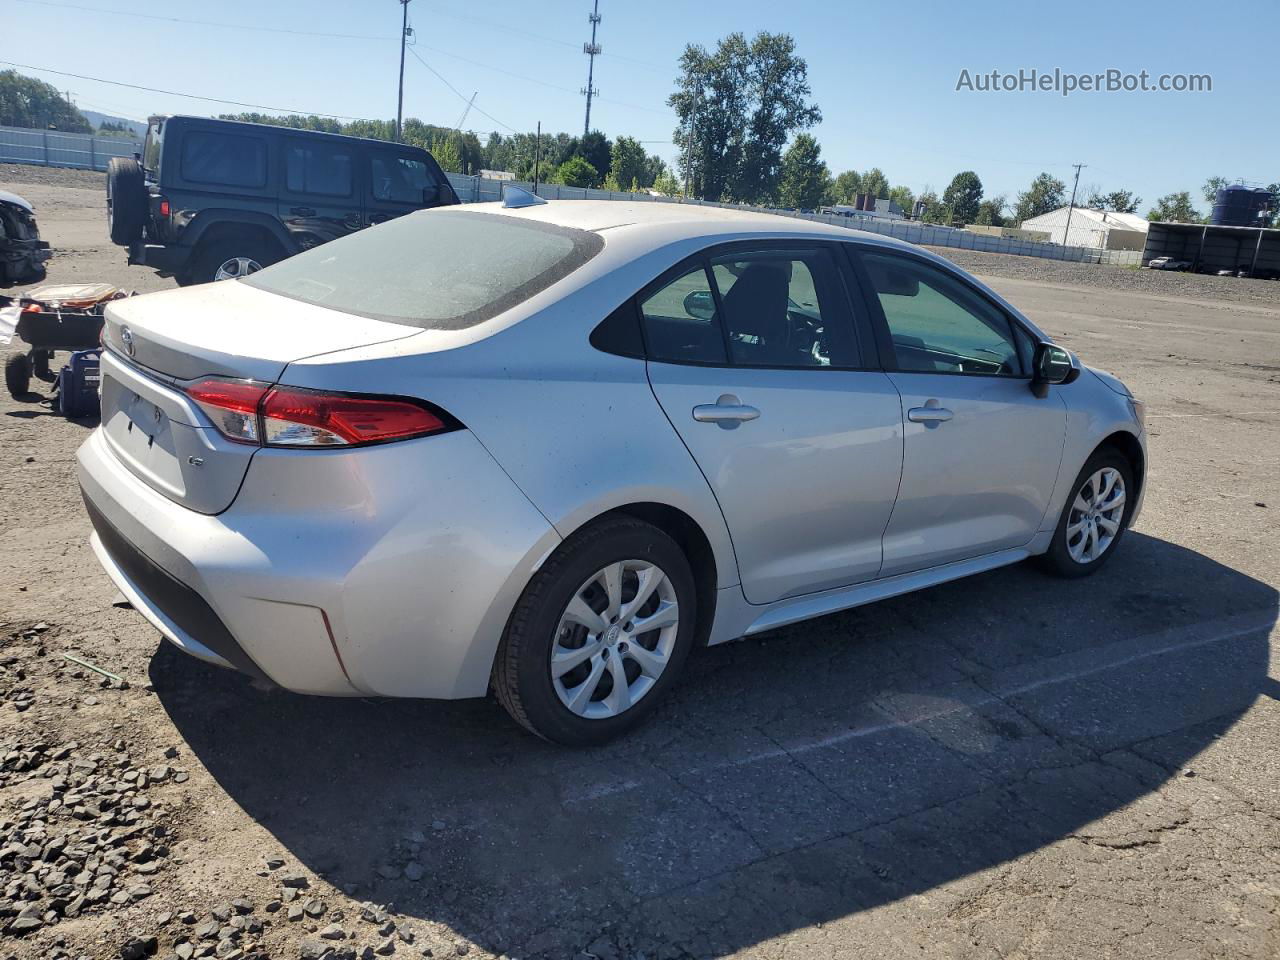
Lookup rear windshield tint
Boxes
[243,210,603,330]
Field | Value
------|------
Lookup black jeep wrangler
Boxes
[107,115,459,285]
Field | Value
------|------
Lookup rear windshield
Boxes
[243,210,603,330]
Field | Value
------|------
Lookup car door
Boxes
[851,247,1066,577]
[278,136,362,249]
[642,243,904,605]
[365,149,445,226]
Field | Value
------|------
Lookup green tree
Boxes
[430,134,463,174]
[551,156,598,188]
[1013,172,1066,223]
[1147,192,1201,223]
[578,131,611,182]
[1202,176,1229,204]
[888,185,915,215]
[941,170,983,224]
[860,167,889,200]
[1086,189,1142,213]
[916,189,949,223]
[610,136,650,190]
[652,169,682,197]
[973,195,1007,226]
[829,170,861,204]
[670,31,819,202]
[0,70,92,131]
[777,134,830,210]
[601,171,622,192]
[95,120,135,139]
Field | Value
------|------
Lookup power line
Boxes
[9,0,396,40]
[405,47,518,133]
[0,59,374,120]
[410,42,669,116]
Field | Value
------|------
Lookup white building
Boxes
[1020,207,1149,250]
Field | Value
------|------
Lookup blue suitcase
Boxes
[57,348,102,418]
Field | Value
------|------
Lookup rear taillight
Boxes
[184,380,454,448]
[158,198,171,217]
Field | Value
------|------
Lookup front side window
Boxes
[244,210,602,330]
[180,131,267,188]
[861,251,1023,376]
[371,154,433,203]
[286,142,353,197]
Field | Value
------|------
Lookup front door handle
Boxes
[290,206,316,217]
[693,394,760,427]
[907,400,954,425]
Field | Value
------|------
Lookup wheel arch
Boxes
[1096,429,1145,519]
[557,502,722,648]
[183,211,294,257]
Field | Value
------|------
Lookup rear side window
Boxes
[243,210,603,330]
[180,131,267,188]
[371,154,434,203]
[142,119,163,175]
[639,265,727,365]
[286,141,354,197]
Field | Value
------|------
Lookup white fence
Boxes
[0,123,142,172]
[0,126,1140,267]
[444,173,1144,266]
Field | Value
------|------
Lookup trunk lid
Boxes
[98,281,423,514]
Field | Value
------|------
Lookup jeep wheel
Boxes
[106,157,146,245]
[189,236,279,285]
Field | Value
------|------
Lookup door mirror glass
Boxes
[682,289,716,321]
[1034,342,1075,384]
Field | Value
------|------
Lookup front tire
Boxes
[1039,448,1134,578]
[493,517,697,746]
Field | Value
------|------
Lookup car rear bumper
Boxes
[127,242,191,274]
[76,426,561,698]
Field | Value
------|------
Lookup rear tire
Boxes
[1038,447,1134,579]
[106,157,146,245]
[493,517,697,746]
[5,352,32,398]
[189,235,278,285]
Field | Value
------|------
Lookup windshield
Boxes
[244,210,603,330]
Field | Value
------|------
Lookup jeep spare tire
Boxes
[107,156,146,245]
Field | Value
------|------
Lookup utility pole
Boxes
[395,0,411,142]
[533,120,541,193]
[581,0,601,138]
[1063,162,1086,246]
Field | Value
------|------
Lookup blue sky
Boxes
[4,0,1273,212]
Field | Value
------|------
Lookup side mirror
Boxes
[1031,341,1079,397]
[683,289,716,321]
[421,184,440,204]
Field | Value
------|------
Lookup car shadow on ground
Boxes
[153,532,1276,958]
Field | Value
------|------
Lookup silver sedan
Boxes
[77,194,1146,744]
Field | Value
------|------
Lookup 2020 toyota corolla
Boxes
[77,194,1146,744]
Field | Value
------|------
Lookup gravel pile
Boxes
[926,245,1280,306]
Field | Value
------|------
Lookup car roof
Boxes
[459,198,920,251]
[161,115,427,151]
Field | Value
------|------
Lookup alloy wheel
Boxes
[550,560,679,719]
[213,257,263,281]
[1066,467,1126,564]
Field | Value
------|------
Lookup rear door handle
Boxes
[693,394,760,427]
[907,400,954,425]
[290,206,316,217]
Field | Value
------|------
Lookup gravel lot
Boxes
[2,167,1278,960]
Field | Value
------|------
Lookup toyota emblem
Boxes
[120,325,135,357]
